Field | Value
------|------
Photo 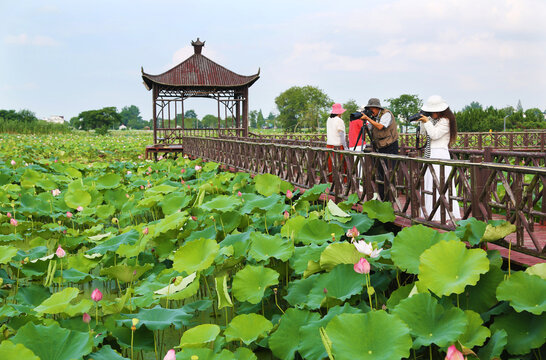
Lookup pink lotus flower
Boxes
[6,212,11,218]
[354,258,370,274]
[346,226,359,239]
[195,165,202,171]
[445,345,466,360]
[148,167,152,172]
[10,218,18,227]
[51,189,61,196]
[180,169,185,174]
[56,245,66,258]
[10,160,16,166]
[82,312,91,324]
[140,185,144,190]
[163,349,176,360]
[127,171,132,175]
[142,227,149,235]
[283,211,290,220]
[91,288,103,302]
[125,193,130,199]
[286,189,293,199]
[138,155,142,159]
[66,211,73,218]
[237,191,242,197]
[77,206,83,212]
[191,216,197,221]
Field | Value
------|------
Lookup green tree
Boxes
[462,101,483,111]
[0,109,37,122]
[257,110,265,128]
[74,107,121,132]
[385,94,423,132]
[120,105,147,129]
[249,110,258,129]
[201,114,218,128]
[275,86,331,132]
[267,112,277,128]
[341,99,359,124]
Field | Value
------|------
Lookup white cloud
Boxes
[4,33,60,47]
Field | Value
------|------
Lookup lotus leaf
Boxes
[145,183,178,195]
[482,220,516,242]
[296,219,344,245]
[458,264,504,313]
[289,244,328,275]
[254,173,281,196]
[361,199,395,222]
[332,213,375,234]
[64,189,92,209]
[15,285,51,307]
[249,232,294,262]
[0,340,40,360]
[280,215,307,239]
[186,226,216,242]
[298,183,328,202]
[232,265,279,304]
[268,308,321,360]
[173,238,219,275]
[100,263,153,283]
[54,268,99,283]
[11,322,93,360]
[325,312,412,360]
[455,217,488,246]
[137,194,162,207]
[386,283,414,309]
[215,210,242,234]
[179,324,221,348]
[458,310,491,348]
[215,274,233,309]
[490,309,546,355]
[224,313,273,345]
[200,195,241,212]
[87,345,128,360]
[109,324,154,351]
[392,293,467,348]
[219,231,251,258]
[326,199,350,217]
[496,271,546,315]
[240,194,283,214]
[419,240,489,296]
[118,305,193,330]
[96,173,121,189]
[155,211,187,235]
[175,348,244,360]
[155,272,197,296]
[285,274,319,308]
[34,287,89,316]
[0,246,17,264]
[391,225,458,274]
[526,263,546,279]
[477,329,508,360]
[86,229,139,255]
[319,242,361,271]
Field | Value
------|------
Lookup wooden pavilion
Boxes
[142,38,260,157]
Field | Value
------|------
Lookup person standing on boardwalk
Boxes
[360,98,399,200]
[326,103,347,182]
[416,95,461,222]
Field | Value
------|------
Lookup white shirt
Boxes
[422,118,450,149]
[326,116,347,147]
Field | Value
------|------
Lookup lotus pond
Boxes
[0,133,545,360]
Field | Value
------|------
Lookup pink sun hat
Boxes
[331,103,346,115]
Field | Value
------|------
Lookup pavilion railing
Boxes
[182,136,546,259]
[155,128,245,144]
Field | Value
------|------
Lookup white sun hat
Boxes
[422,95,449,112]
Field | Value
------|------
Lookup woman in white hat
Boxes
[416,95,461,222]
[326,103,348,182]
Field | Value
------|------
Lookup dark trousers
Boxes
[376,140,399,200]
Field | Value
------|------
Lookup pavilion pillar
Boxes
[152,85,158,144]
[242,87,249,137]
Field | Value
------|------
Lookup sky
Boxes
[1,0,545,121]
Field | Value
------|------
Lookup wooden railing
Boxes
[182,136,546,258]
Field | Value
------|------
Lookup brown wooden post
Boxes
[541,132,545,152]
[483,147,493,219]
[363,153,374,200]
[242,87,249,137]
[470,155,485,221]
[408,152,420,218]
[152,85,158,144]
[514,173,524,246]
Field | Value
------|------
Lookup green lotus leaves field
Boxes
[0,132,544,359]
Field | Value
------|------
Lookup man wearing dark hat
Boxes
[360,98,399,200]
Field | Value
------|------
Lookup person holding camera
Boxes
[415,95,460,221]
[360,98,399,200]
[326,103,348,182]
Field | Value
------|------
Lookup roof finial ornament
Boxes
[191,38,205,55]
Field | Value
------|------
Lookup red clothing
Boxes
[348,119,366,148]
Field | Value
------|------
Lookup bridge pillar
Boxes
[408,152,420,219]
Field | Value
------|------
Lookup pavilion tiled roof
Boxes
[142,39,260,90]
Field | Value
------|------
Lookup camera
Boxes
[408,111,431,122]
[349,108,374,121]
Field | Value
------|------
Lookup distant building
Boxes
[119,124,127,130]
[45,115,65,124]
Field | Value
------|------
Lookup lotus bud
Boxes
[323,288,328,294]
[237,191,242,197]
[445,345,466,360]
[10,218,17,227]
[10,160,16,166]
[66,211,73,219]
[6,212,11,218]
[51,189,61,196]
[142,227,149,235]
[286,189,293,199]
[346,226,359,239]
[163,350,177,360]
[127,171,131,175]
[77,206,83,212]
[195,165,202,171]
[125,193,130,198]
[91,288,103,302]
[180,168,185,174]
[354,258,370,274]
[56,245,66,258]
[82,313,91,324]
[283,211,289,220]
